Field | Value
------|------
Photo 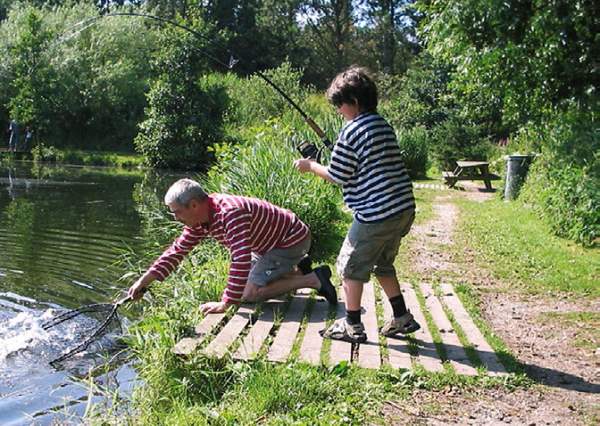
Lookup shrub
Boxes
[429,118,493,170]
[224,62,308,129]
[396,126,429,178]
[202,119,342,256]
[518,108,599,247]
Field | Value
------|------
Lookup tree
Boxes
[7,8,56,136]
[299,0,356,84]
[361,0,420,74]
[134,13,229,169]
[420,0,599,130]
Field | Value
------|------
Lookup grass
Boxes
[454,197,600,297]
[30,146,145,168]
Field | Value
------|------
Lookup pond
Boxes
[0,162,180,425]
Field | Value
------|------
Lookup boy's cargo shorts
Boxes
[336,209,415,282]
[248,235,311,286]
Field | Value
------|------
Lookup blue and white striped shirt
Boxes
[326,112,415,223]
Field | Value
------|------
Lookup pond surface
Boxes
[0,162,178,425]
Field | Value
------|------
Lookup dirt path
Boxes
[386,188,600,425]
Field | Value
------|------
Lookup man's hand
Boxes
[127,275,153,301]
[294,158,315,173]
[200,301,230,314]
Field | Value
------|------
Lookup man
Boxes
[8,119,19,152]
[128,178,337,313]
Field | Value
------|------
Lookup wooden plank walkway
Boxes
[414,182,447,191]
[173,282,508,376]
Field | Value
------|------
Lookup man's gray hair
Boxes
[164,178,208,206]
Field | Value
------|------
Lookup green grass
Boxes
[30,145,145,168]
[454,197,600,297]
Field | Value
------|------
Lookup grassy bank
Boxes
[86,165,534,424]
[29,146,145,168]
[454,197,600,297]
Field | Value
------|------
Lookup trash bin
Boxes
[504,154,535,200]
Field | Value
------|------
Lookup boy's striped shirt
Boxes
[327,112,415,222]
[148,194,309,304]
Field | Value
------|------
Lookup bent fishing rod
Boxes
[61,11,333,161]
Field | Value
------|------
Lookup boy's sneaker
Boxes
[314,265,338,305]
[320,317,367,344]
[380,312,420,336]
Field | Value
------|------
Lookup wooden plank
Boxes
[328,287,352,365]
[420,283,477,376]
[267,294,309,362]
[357,282,381,369]
[234,300,284,360]
[440,284,507,376]
[401,283,444,372]
[299,297,329,365]
[172,313,225,356]
[203,306,255,358]
[381,289,412,370]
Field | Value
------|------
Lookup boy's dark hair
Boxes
[326,66,378,112]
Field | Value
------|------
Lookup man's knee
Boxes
[243,284,264,302]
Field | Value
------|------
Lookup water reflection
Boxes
[0,161,161,425]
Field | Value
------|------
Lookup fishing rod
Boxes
[61,11,333,161]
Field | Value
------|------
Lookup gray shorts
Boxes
[336,209,415,282]
[248,235,311,286]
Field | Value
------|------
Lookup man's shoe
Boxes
[297,255,313,274]
[380,312,420,336]
[314,265,338,305]
[320,317,367,343]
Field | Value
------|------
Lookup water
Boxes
[0,162,173,425]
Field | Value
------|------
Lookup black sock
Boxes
[346,309,361,325]
[389,295,408,318]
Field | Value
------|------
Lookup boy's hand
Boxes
[294,158,314,173]
[200,301,229,314]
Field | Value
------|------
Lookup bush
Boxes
[396,126,429,178]
[429,118,493,170]
[202,119,342,256]
[518,108,599,247]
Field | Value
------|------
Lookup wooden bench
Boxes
[443,161,500,190]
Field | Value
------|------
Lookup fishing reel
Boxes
[296,140,322,163]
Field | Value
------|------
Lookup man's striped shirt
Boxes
[327,112,415,222]
[148,194,309,304]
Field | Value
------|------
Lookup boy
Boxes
[294,66,419,343]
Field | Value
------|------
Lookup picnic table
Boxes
[442,160,500,190]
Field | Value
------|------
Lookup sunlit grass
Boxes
[454,197,600,297]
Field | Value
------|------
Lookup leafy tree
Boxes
[6,7,56,135]
[134,14,229,169]
[419,0,599,130]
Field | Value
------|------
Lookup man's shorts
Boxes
[336,209,415,282]
[248,235,311,286]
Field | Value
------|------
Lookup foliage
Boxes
[223,62,309,129]
[429,118,492,170]
[202,119,342,255]
[514,105,599,246]
[134,14,230,169]
[0,3,156,150]
[5,7,56,134]
[30,144,144,167]
[378,54,452,131]
[396,126,428,178]
[419,0,598,131]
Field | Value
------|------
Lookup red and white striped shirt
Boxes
[148,193,310,304]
